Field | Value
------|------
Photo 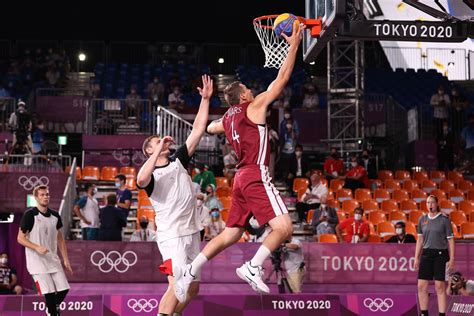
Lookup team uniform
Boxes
[20,208,69,295]
[222,102,288,227]
[138,145,202,280]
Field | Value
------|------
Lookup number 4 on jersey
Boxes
[231,120,240,143]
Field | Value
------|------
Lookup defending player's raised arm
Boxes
[207,118,224,135]
[252,24,303,110]
[185,75,213,156]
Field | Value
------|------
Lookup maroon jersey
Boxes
[222,102,270,169]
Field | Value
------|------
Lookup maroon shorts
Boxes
[226,165,288,228]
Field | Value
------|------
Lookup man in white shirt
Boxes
[130,216,156,242]
[295,173,328,223]
[73,183,100,240]
[137,75,212,316]
[283,238,305,293]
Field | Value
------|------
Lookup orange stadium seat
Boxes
[125,177,137,190]
[220,196,232,210]
[413,171,429,184]
[362,199,379,212]
[293,177,309,193]
[384,179,401,193]
[458,180,473,193]
[119,166,137,178]
[82,166,100,180]
[389,211,407,224]
[400,199,418,213]
[460,222,474,239]
[330,179,345,192]
[368,211,387,225]
[403,180,419,193]
[392,189,409,203]
[430,170,446,183]
[220,209,229,222]
[100,166,118,181]
[448,171,464,184]
[342,199,359,213]
[377,221,396,237]
[459,200,474,220]
[327,199,340,210]
[65,166,82,181]
[319,234,338,243]
[216,186,232,198]
[409,210,425,224]
[411,189,428,203]
[452,222,462,239]
[469,190,474,201]
[430,189,447,201]
[377,170,393,182]
[421,179,437,194]
[381,199,399,212]
[374,189,391,203]
[405,222,417,237]
[449,189,465,203]
[419,201,429,212]
[439,200,456,214]
[439,180,456,193]
[355,188,372,202]
[450,211,468,228]
[307,209,315,224]
[216,177,231,188]
[368,234,382,243]
[395,170,411,182]
[336,189,353,202]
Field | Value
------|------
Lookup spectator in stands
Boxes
[125,86,141,121]
[168,86,185,112]
[289,144,310,179]
[205,209,226,240]
[223,149,237,185]
[204,184,223,211]
[437,120,455,171]
[283,238,305,293]
[0,252,22,295]
[430,85,451,136]
[31,121,45,154]
[272,88,291,109]
[279,119,298,187]
[8,101,32,151]
[114,174,132,218]
[268,124,280,180]
[196,194,211,241]
[96,111,115,134]
[98,194,127,241]
[323,147,344,181]
[341,155,368,191]
[450,87,469,138]
[147,76,165,107]
[130,215,157,242]
[385,221,416,244]
[461,113,474,161]
[193,163,216,193]
[279,108,300,139]
[311,195,339,237]
[296,173,328,223]
[360,149,377,180]
[336,207,369,243]
[73,183,100,240]
[301,83,319,111]
[45,65,60,87]
[90,83,101,98]
[447,272,474,296]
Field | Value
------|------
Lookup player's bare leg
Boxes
[174,282,200,314]
[158,276,179,314]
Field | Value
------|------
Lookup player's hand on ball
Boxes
[198,74,213,99]
[35,245,49,255]
[282,22,304,47]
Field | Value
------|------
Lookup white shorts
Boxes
[157,232,201,281]
[32,270,70,295]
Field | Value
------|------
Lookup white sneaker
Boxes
[236,261,270,294]
[173,264,196,303]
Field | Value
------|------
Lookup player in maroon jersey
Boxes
[173,23,303,301]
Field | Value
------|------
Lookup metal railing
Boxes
[36,88,90,97]
[470,50,474,80]
[156,105,192,145]
[59,157,77,240]
[0,154,72,170]
[0,97,16,132]
[87,98,156,135]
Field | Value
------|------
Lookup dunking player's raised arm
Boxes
[137,135,174,188]
[207,118,224,135]
[185,75,213,156]
[251,24,303,111]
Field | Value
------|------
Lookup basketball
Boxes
[273,13,300,37]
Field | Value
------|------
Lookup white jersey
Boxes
[139,145,202,242]
[20,208,64,275]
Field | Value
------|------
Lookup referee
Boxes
[415,195,455,316]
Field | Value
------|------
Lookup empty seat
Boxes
[460,222,474,239]
[389,211,407,224]
[392,189,409,203]
[405,221,417,237]
[400,199,418,213]
[447,171,463,184]
[216,186,232,198]
[450,211,468,228]
[330,179,345,192]
[458,180,473,193]
[220,196,232,209]
[327,199,340,210]
[119,166,137,178]
[395,170,411,182]
[381,199,399,212]
[336,211,347,222]
[413,171,429,184]
[355,188,372,202]
[342,199,360,213]
[452,222,462,239]
[336,189,353,202]
[374,189,391,203]
[319,234,338,243]
[449,189,465,203]
[409,210,425,224]
[411,189,428,203]
[421,180,437,194]
[82,166,100,180]
[403,180,419,193]
[469,190,474,201]
[384,179,401,193]
[369,211,387,225]
[459,200,474,219]
[362,199,379,212]
[307,209,315,224]
[378,170,393,182]
[430,189,447,201]
[377,221,396,237]
[100,166,119,181]
[125,177,137,190]
[368,234,382,243]
[430,170,446,183]
[439,180,455,193]
[216,177,231,188]
[65,166,82,181]
[440,199,456,214]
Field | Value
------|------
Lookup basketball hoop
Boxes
[253,15,322,68]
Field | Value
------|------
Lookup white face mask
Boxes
[354,214,362,221]
[0,258,7,265]
[351,162,357,168]
[196,200,203,207]
[320,204,326,210]
[396,228,404,235]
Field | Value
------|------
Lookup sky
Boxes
[0,1,306,43]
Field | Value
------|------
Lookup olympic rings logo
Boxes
[112,150,146,166]
[363,298,394,312]
[90,250,137,273]
[18,176,50,191]
[127,298,158,313]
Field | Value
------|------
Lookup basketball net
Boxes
[253,15,290,69]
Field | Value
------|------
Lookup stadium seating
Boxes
[82,166,100,180]
[374,189,391,203]
[405,222,417,237]
[65,166,82,181]
[342,199,360,213]
[120,166,137,178]
[392,189,409,203]
[125,178,137,190]
[395,170,411,182]
[216,186,232,198]
[319,234,338,243]
[458,180,473,193]
[307,209,315,224]
[368,234,382,243]
[421,179,437,194]
[100,166,118,181]
[411,189,428,203]
[440,200,456,213]
[220,196,232,210]
[448,171,464,184]
[450,211,468,228]
[216,177,231,188]
[384,179,401,193]
[449,189,465,203]
[389,211,407,224]
[452,222,462,239]
[368,211,387,225]
[330,179,345,192]
[469,190,474,201]
[409,210,425,224]
[460,222,474,239]
[381,199,399,212]
[327,199,340,210]
[413,171,429,184]
[402,180,419,193]
[430,170,446,183]
[439,180,456,193]
[430,189,447,201]
[362,199,379,212]
[354,188,372,202]
[336,189,353,202]
[377,221,396,237]
[220,209,229,222]
[400,199,418,213]
[377,170,393,182]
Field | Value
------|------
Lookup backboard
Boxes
[303,0,346,63]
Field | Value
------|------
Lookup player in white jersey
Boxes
[17,185,73,316]
[137,75,212,316]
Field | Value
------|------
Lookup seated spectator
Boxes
[205,209,226,240]
[147,76,165,106]
[296,173,328,223]
[360,149,377,180]
[31,121,45,154]
[323,147,344,181]
[0,252,22,295]
[279,119,298,187]
[430,85,450,135]
[223,149,237,185]
[168,86,185,111]
[125,86,141,121]
[289,144,310,179]
[193,163,216,193]
[45,65,60,87]
[279,108,300,139]
[204,184,223,211]
[74,183,100,240]
[115,174,132,218]
[98,194,127,241]
[301,83,319,110]
[341,155,368,191]
[451,87,468,138]
[336,207,369,243]
[196,194,211,241]
[130,216,157,242]
[311,195,339,237]
[385,221,416,244]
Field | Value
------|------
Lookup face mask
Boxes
[295,151,302,158]
[354,214,362,221]
[115,182,121,188]
[92,188,98,195]
[284,113,290,119]
[211,211,220,218]
[351,162,357,167]
[140,221,148,229]
[396,228,404,235]
[0,258,7,265]
[196,200,203,207]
